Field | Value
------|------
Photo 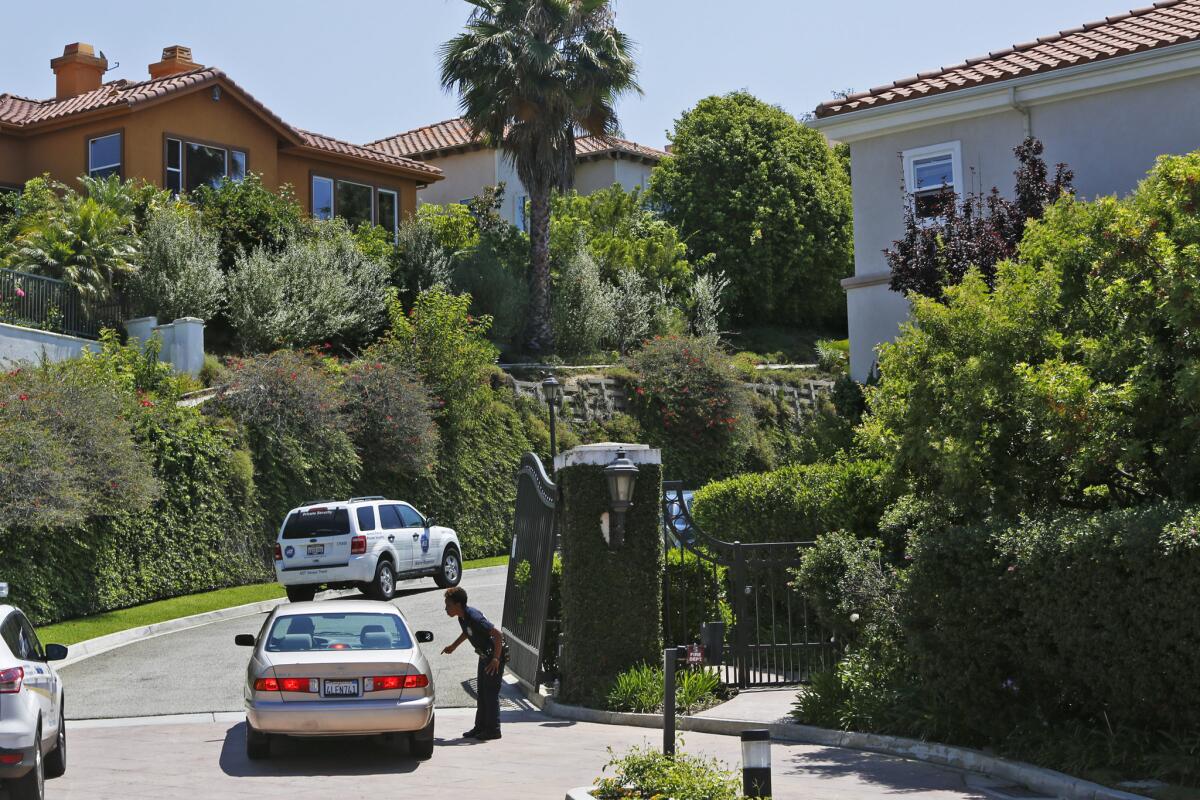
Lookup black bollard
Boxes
[741,729,772,797]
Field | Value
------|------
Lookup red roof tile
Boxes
[815,0,1200,119]
[367,117,666,162]
[295,130,441,176]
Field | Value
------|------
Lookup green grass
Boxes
[36,556,510,646]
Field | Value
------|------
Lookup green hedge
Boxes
[691,459,887,544]
[664,547,730,645]
[902,502,1200,742]
[0,408,268,625]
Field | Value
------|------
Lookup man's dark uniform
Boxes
[459,606,502,737]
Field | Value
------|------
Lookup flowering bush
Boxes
[342,360,438,489]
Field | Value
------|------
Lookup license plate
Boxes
[323,679,360,698]
[307,544,325,556]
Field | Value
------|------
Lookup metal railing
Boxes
[0,268,124,340]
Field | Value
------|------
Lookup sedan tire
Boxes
[246,725,271,760]
[409,714,434,760]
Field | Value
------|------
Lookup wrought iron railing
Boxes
[0,268,124,340]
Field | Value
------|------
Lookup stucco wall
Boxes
[416,148,500,209]
[0,135,26,186]
[0,322,99,366]
[844,71,1200,380]
[278,152,419,220]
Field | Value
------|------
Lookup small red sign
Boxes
[687,644,703,665]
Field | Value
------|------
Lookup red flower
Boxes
[140,399,155,408]
[17,394,29,402]
[290,372,298,381]
[635,387,645,396]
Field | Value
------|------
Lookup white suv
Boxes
[274,497,463,603]
[0,583,68,800]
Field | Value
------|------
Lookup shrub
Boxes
[691,459,888,544]
[624,335,755,485]
[130,202,224,321]
[664,546,731,645]
[551,248,614,359]
[226,219,388,352]
[593,745,740,800]
[394,213,453,297]
[675,668,722,715]
[606,663,663,713]
[342,360,439,492]
[688,271,728,340]
[608,269,655,355]
[451,243,529,344]
[814,338,849,373]
[190,173,303,270]
[792,531,892,644]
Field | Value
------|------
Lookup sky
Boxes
[2,0,1123,148]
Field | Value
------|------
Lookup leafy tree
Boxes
[342,360,439,490]
[129,202,225,321]
[550,185,692,290]
[393,213,454,298]
[552,248,614,358]
[885,137,1074,299]
[440,0,640,353]
[190,173,303,270]
[649,92,852,327]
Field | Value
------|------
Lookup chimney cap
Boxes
[159,45,193,61]
[51,42,107,68]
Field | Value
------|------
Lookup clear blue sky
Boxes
[3,0,1119,148]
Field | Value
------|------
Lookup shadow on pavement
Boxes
[787,747,986,796]
[219,722,423,778]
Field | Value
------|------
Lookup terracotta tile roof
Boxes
[295,130,442,176]
[815,0,1200,118]
[367,117,666,162]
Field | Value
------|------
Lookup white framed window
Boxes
[88,133,122,179]
[902,141,962,221]
[165,137,247,195]
[312,176,334,220]
[377,189,399,242]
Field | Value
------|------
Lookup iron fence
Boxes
[0,268,124,340]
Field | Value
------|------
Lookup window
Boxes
[266,613,413,652]
[902,141,962,221]
[356,506,377,532]
[398,505,425,528]
[88,132,122,179]
[336,180,373,228]
[17,617,43,661]
[165,137,247,194]
[377,189,398,241]
[312,176,334,220]
[281,508,351,540]
[379,505,404,529]
[518,195,529,232]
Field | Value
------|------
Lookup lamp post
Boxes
[740,729,772,797]
[603,448,640,549]
[541,376,561,470]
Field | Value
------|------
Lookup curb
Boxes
[565,788,595,800]
[541,699,1149,800]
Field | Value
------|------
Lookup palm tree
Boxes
[440,0,639,353]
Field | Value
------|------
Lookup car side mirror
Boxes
[44,644,68,662]
[234,634,256,647]
[416,630,434,644]
[425,517,436,528]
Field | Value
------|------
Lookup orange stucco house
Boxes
[0,44,442,234]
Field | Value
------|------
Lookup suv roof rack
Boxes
[301,499,338,506]
[349,496,386,502]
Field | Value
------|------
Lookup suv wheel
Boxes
[44,710,65,778]
[434,548,461,588]
[368,560,396,601]
[9,723,43,800]
[285,585,316,603]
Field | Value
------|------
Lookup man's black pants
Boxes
[475,657,502,733]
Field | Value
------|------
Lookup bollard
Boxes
[662,645,686,756]
[741,729,772,797]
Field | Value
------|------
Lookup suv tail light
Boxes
[254,677,317,693]
[0,667,24,694]
[351,535,367,555]
[274,543,283,561]
[364,674,428,692]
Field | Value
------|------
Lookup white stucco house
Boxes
[366,117,666,228]
[810,0,1200,381]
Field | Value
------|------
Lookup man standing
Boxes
[442,586,505,740]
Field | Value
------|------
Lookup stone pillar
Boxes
[554,443,663,707]
[123,316,158,345]
[169,317,205,377]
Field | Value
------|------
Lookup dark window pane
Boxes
[89,165,121,179]
[230,150,247,182]
[89,133,121,172]
[913,154,954,191]
[185,142,227,192]
[166,171,182,194]
[378,505,403,529]
[281,508,351,540]
[356,506,377,532]
[166,138,181,169]
[312,177,333,220]
[336,180,372,228]
[398,505,425,528]
[377,190,397,237]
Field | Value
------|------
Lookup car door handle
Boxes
[412,533,420,539]
[387,535,395,543]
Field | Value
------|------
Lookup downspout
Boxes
[1009,86,1032,138]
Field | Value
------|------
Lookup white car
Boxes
[274,497,463,603]
[0,583,68,800]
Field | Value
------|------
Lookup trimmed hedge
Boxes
[557,461,664,707]
[665,547,731,645]
[902,502,1200,742]
[691,459,887,544]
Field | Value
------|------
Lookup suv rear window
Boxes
[282,508,351,539]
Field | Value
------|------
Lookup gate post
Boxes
[555,443,663,707]
[732,541,748,690]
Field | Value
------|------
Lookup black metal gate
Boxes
[662,481,834,688]
[501,453,558,692]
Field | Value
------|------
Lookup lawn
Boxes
[36,555,510,646]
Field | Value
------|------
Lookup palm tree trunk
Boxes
[524,189,555,354]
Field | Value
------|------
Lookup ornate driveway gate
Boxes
[501,453,558,692]
[662,481,834,688]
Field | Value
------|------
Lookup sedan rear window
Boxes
[265,613,414,652]
[282,508,351,540]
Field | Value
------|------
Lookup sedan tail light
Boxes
[0,667,24,694]
[350,535,367,555]
[365,674,428,691]
[274,543,283,561]
[254,677,318,693]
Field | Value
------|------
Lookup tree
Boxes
[440,0,640,353]
[885,137,1074,299]
[649,92,853,328]
[190,173,303,270]
[130,202,225,321]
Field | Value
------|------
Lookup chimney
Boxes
[148,45,201,80]
[50,43,108,100]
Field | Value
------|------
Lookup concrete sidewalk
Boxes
[55,706,990,799]
[695,685,798,725]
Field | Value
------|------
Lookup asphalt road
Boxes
[59,566,510,719]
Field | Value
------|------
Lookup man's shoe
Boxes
[476,729,502,741]
[462,728,483,739]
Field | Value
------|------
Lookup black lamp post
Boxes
[603,448,640,549]
[541,376,561,470]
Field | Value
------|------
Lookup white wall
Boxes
[843,71,1200,380]
[0,322,99,366]
[415,148,500,209]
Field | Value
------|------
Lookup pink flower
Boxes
[15,288,25,298]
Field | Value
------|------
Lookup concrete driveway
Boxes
[59,566,509,718]
[51,707,990,800]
